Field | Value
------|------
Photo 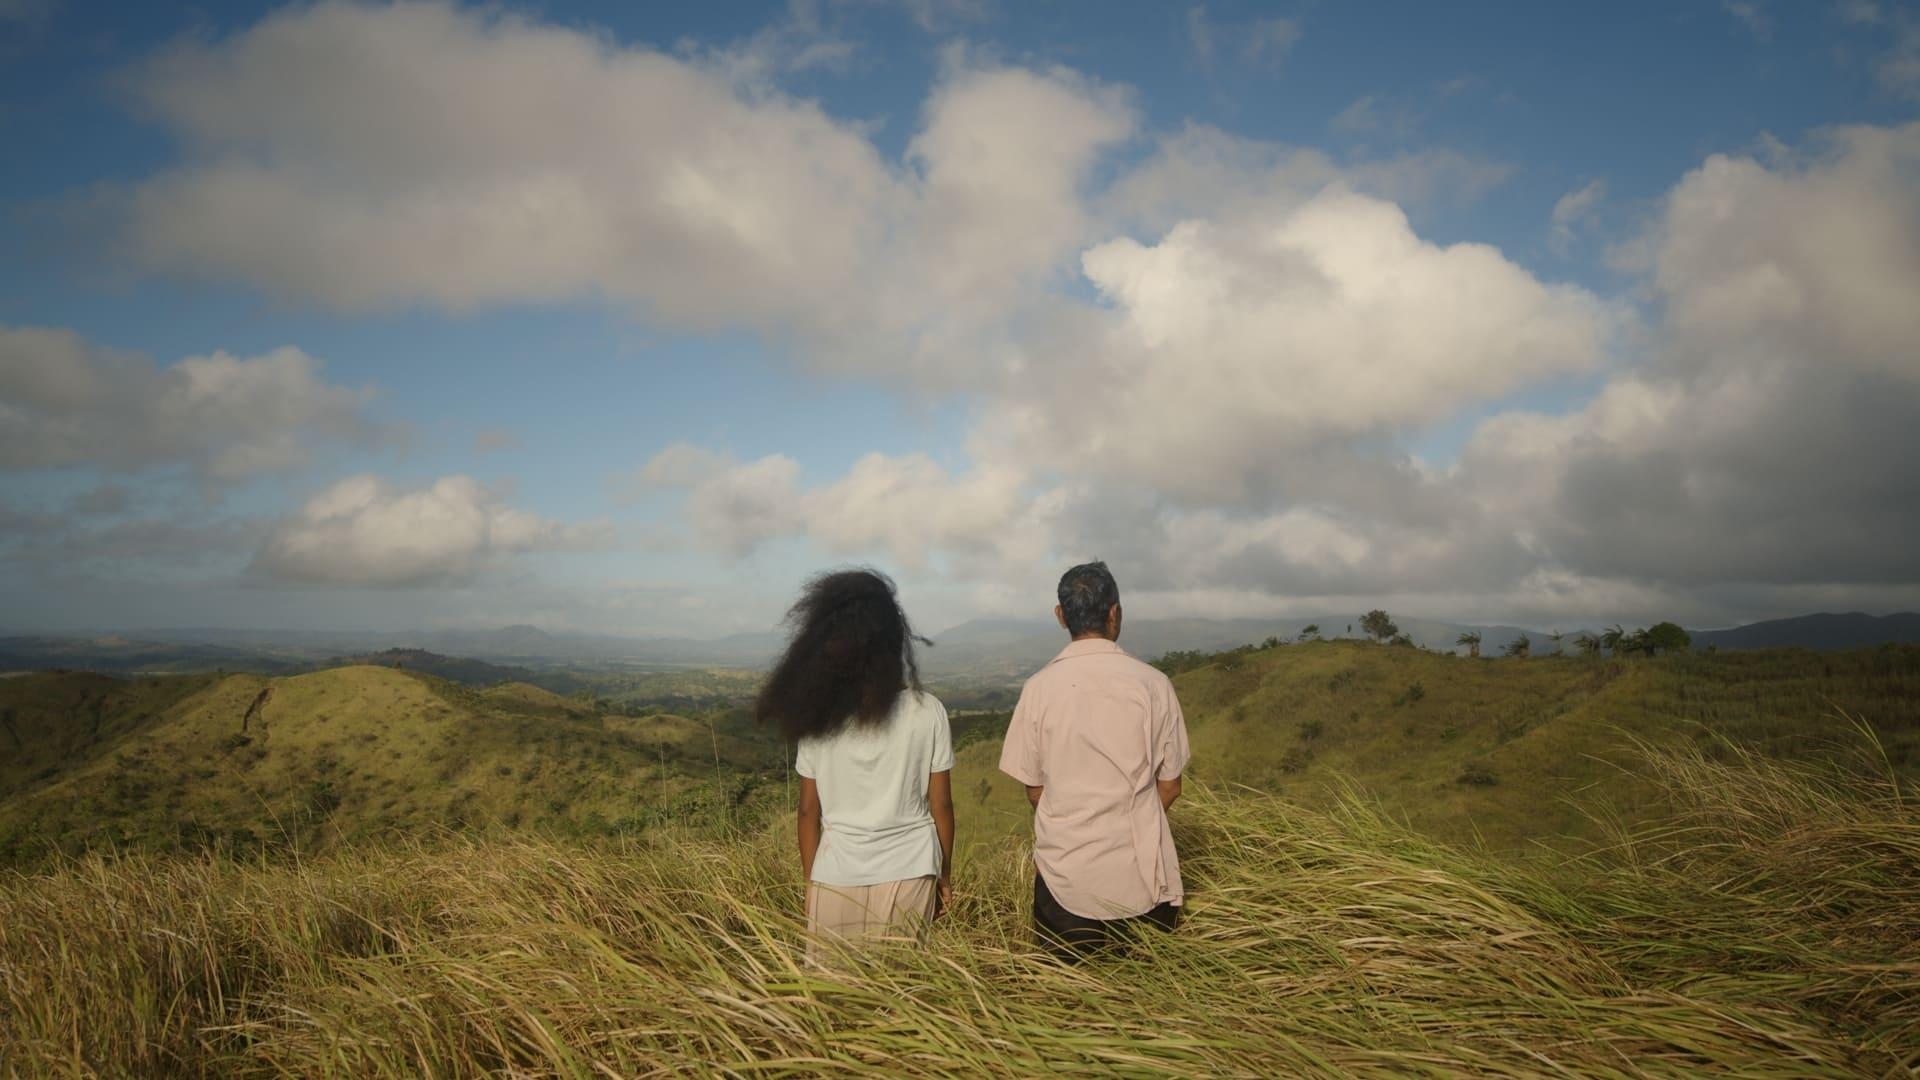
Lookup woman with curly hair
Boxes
[756,569,954,956]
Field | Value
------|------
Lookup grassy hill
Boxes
[0,666,787,865]
[5,642,1920,1072]
[9,641,1919,865]
[3,737,1915,1075]
[953,640,1920,855]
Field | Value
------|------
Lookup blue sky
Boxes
[3,0,1920,637]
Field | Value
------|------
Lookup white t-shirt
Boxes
[795,689,954,887]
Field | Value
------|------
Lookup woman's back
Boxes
[797,690,952,886]
[757,567,953,954]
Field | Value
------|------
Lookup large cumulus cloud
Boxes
[115,1,1133,385]
[0,325,383,482]
[251,474,604,586]
[76,0,1920,626]
[1462,123,1920,597]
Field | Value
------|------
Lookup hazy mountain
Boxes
[322,648,560,689]
[0,635,306,675]
[919,615,1568,679]
[8,611,1915,683]
[1690,612,1920,652]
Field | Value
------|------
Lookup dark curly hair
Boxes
[755,568,928,743]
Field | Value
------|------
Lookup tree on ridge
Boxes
[1600,624,1627,655]
[1360,609,1399,644]
[1643,622,1692,656]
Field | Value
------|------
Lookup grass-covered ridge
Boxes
[958,641,1920,855]
[0,665,786,863]
[3,738,1915,1076]
[7,642,1919,867]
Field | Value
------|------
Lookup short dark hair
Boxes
[1057,561,1119,637]
[755,568,925,742]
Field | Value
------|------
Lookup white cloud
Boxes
[1458,121,1920,589]
[1651,124,1920,380]
[642,120,1920,627]
[1330,95,1385,134]
[111,1,1131,387]
[252,474,601,586]
[900,61,1135,334]
[120,2,896,330]
[1879,17,1920,99]
[1549,178,1606,255]
[1724,0,1772,40]
[1242,18,1302,65]
[82,2,1920,626]
[1329,94,1424,140]
[0,324,383,481]
[1102,125,1511,239]
[474,427,521,454]
[1187,5,1214,64]
[1188,7,1301,69]
[1052,186,1616,500]
[1839,0,1882,24]
[639,445,1032,569]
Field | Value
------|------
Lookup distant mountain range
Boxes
[4,611,1916,684]
[1688,612,1920,652]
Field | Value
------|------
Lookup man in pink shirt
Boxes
[998,561,1191,959]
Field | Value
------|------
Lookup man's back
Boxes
[999,637,1190,920]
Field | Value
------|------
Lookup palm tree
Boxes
[1574,632,1601,657]
[1298,623,1321,642]
[1548,630,1564,656]
[1502,635,1532,658]
[1455,630,1482,658]
[1599,624,1627,655]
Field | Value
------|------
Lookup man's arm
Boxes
[1155,682,1191,813]
[797,777,822,883]
[1156,775,1181,811]
[1025,784,1043,809]
[930,769,955,916]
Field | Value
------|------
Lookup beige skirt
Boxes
[805,876,938,958]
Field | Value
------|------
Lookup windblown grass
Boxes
[3,740,1916,1077]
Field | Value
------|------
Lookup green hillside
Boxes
[5,644,1920,1072]
[4,738,1915,1076]
[8,642,1919,866]
[0,666,785,865]
[955,640,1920,855]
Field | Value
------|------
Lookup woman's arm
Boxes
[929,769,955,916]
[797,776,822,882]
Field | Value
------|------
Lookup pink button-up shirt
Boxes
[998,637,1191,919]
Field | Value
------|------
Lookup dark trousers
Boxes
[1032,872,1179,962]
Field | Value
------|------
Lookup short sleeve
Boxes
[998,682,1044,786]
[1155,684,1190,781]
[794,736,817,779]
[928,696,954,773]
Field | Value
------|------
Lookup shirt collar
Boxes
[1049,637,1127,664]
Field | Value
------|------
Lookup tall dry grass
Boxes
[2,739,1916,1077]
